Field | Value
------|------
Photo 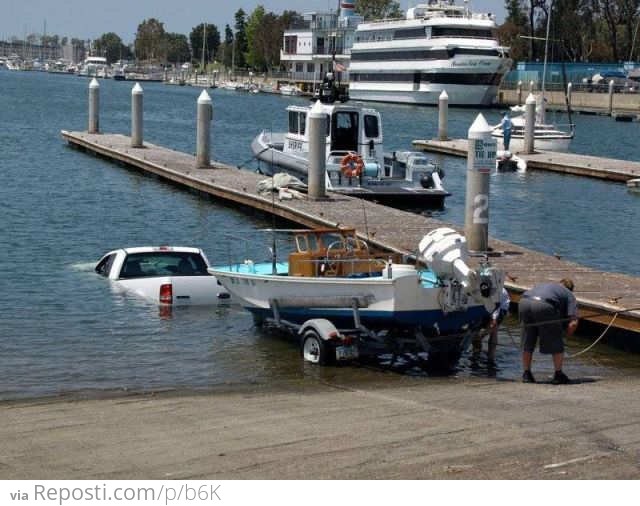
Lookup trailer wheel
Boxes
[301,330,331,365]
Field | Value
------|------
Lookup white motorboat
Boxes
[279,83,302,96]
[348,0,512,106]
[211,227,505,365]
[251,75,450,209]
[491,107,574,152]
[492,1,574,152]
[627,178,640,193]
[78,56,109,78]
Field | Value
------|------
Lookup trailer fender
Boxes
[298,318,341,342]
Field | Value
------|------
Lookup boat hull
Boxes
[252,132,450,209]
[211,264,489,335]
[492,133,572,153]
[348,83,501,107]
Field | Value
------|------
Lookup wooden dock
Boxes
[412,138,640,182]
[62,130,640,335]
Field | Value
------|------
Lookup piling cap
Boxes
[439,90,448,100]
[308,100,325,119]
[468,113,491,138]
[525,93,536,104]
[132,82,143,94]
[197,90,212,104]
[89,78,99,89]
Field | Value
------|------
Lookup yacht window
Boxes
[431,27,494,39]
[393,27,426,40]
[288,111,298,134]
[300,112,306,135]
[364,115,379,138]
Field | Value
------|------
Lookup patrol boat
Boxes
[251,74,450,209]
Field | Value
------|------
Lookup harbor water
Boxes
[1,70,639,400]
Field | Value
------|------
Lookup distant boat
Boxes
[279,83,302,96]
[627,178,640,193]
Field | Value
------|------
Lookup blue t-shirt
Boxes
[524,283,577,318]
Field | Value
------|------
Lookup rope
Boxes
[565,312,618,359]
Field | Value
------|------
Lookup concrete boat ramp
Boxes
[62,130,640,336]
[2,373,640,479]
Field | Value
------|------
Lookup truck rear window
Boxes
[120,252,209,279]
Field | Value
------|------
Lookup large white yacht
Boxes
[348,0,511,106]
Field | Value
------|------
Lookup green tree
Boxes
[246,6,266,69]
[218,25,234,68]
[189,23,221,66]
[234,9,248,68]
[354,0,402,20]
[94,32,130,63]
[165,33,190,64]
[499,0,528,61]
[134,18,166,62]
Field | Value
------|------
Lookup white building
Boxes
[280,2,363,85]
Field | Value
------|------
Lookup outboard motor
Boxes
[418,227,504,312]
[420,167,445,189]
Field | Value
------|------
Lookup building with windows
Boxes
[280,2,363,90]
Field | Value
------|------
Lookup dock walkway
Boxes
[412,138,640,182]
[62,130,640,334]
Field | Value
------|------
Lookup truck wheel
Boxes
[301,330,331,365]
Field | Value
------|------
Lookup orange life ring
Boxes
[340,153,364,178]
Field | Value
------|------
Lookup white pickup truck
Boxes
[95,246,228,305]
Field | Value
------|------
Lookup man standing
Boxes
[499,112,513,150]
[519,279,578,384]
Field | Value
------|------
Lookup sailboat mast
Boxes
[201,23,206,73]
[540,0,552,125]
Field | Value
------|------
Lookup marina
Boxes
[61,128,640,337]
[2,14,640,481]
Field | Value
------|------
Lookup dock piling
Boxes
[88,78,99,134]
[438,90,449,141]
[307,100,327,200]
[608,80,614,116]
[567,82,572,108]
[517,80,522,104]
[464,114,495,252]
[131,83,143,148]
[196,90,212,169]
[524,93,536,154]
[529,80,534,94]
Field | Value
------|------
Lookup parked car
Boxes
[95,246,229,305]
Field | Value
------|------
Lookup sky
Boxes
[1,0,506,43]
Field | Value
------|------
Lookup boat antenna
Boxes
[540,0,552,125]
[270,125,278,275]
[560,60,574,134]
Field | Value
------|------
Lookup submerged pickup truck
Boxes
[95,246,228,305]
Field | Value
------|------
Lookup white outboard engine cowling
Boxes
[418,227,504,313]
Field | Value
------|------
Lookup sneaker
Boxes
[522,370,536,383]
[551,371,571,385]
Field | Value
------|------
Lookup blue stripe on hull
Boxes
[248,306,488,334]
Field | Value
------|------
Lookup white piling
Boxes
[529,80,535,94]
[196,90,212,168]
[608,80,615,116]
[307,100,327,200]
[517,80,523,104]
[567,82,572,107]
[523,93,536,154]
[464,114,495,252]
[131,83,143,148]
[438,90,449,141]
[88,78,100,134]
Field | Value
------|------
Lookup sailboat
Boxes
[492,0,574,152]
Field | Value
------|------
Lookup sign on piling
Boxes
[464,114,495,252]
